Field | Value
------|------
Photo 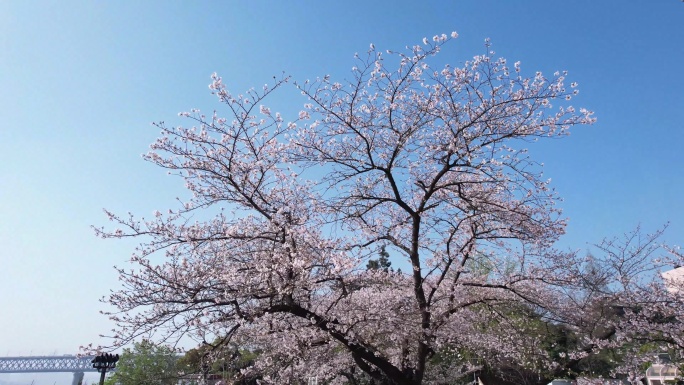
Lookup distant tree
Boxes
[104,340,178,385]
[177,341,261,385]
[96,32,683,384]
[366,246,392,272]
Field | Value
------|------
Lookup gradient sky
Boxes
[1,1,683,384]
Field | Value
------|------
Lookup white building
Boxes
[662,266,684,293]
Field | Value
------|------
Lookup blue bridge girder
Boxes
[0,355,97,373]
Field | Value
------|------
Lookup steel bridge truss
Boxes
[0,356,96,373]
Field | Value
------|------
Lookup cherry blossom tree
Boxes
[566,227,684,383]
[94,33,682,384]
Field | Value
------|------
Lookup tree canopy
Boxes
[103,340,179,385]
[96,33,684,385]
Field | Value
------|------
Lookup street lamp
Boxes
[91,353,119,385]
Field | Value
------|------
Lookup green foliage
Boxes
[104,340,179,385]
[178,342,261,385]
[366,246,392,272]
[451,301,628,383]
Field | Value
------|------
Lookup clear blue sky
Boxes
[1,1,682,383]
